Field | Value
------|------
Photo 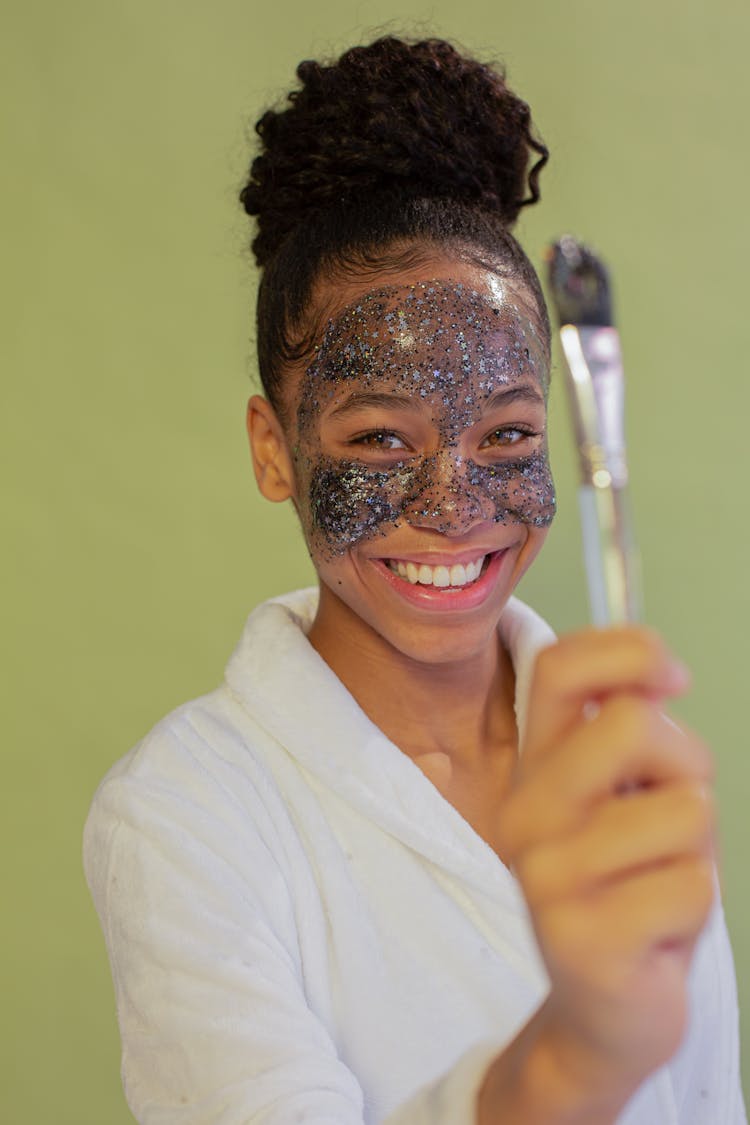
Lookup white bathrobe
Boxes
[84,589,746,1124]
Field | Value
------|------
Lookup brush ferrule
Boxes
[559,325,628,488]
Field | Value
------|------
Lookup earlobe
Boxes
[246,395,296,503]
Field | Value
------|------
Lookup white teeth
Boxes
[433,566,450,588]
[388,555,487,588]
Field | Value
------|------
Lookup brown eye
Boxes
[481,427,529,448]
[353,431,406,450]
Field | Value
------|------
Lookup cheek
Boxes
[301,448,556,560]
[466,451,557,527]
[304,457,418,558]
[402,450,556,529]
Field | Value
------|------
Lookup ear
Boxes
[246,395,296,503]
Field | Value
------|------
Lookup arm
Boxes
[365,630,741,1125]
[84,743,531,1125]
[85,766,367,1123]
[84,778,616,1125]
[85,630,743,1125]
[479,628,731,1124]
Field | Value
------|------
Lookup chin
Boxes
[317,572,510,670]
[384,620,504,668]
[310,527,547,668]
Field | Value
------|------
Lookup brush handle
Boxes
[578,483,641,625]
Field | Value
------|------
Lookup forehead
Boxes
[315,279,543,375]
[295,279,547,426]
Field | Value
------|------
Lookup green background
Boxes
[4,1,748,1120]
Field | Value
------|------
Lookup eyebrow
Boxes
[483,384,546,410]
[327,391,420,420]
[327,382,545,421]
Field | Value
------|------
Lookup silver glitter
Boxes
[293,281,556,558]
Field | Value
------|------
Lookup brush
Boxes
[546,236,641,625]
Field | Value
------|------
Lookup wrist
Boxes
[477,1004,636,1125]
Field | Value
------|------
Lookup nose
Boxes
[402,452,496,536]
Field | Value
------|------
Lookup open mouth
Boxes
[385,554,489,589]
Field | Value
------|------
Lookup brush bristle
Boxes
[545,236,613,327]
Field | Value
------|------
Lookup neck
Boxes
[307,585,518,771]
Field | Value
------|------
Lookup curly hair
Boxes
[240,36,550,414]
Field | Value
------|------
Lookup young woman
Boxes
[84,37,745,1124]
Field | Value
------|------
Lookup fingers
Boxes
[541,856,716,969]
[523,627,691,762]
[501,625,717,1085]
[512,780,715,908]
[501,696,713,857]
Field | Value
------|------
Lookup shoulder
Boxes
[83,686,269,870]
[86,683,260,817]
[87,586,321,820]
[83,589,323,913]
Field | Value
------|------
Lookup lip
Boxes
[371,549,510,611]
[373,548,491,568]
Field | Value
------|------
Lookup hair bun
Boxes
[241,37,547,267]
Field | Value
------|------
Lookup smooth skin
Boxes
[248,251,716,1123]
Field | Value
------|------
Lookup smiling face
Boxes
[295,279,554,555]
[258,259,555,667]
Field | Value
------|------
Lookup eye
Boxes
[351,430,408,451]
[480,426,536,449]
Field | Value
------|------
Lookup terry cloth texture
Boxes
[84,589,747,1124]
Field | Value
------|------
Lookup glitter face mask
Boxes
[292,281,556,559]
